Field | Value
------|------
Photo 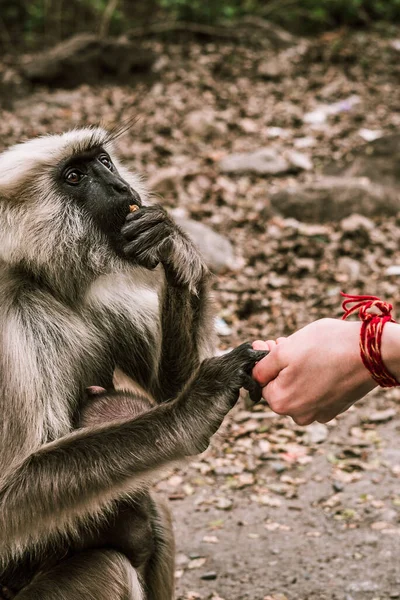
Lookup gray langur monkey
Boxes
[0,127,266,600]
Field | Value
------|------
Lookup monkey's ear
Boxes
[86,386,107,397]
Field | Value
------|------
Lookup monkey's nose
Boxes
[111,178,131,194]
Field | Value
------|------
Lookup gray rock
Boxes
[258,58,282,79]
[215,497,233,510]
[220,148,289,175]
[258,54,293,80]
[271,461,286,474]
[171,211,238,274]
[347,581,379,593]
[340,213,374,233]
[304,423,328,444]
[184,109,227,138]
[386,265,400,276]
[270,176,400,222]
[219,148,311,176]
[337,257,361,282]
[200,572,218,581]
[367,408,397,423]
[324,133,400,187]
[285,150,313,171]
[303,95,360,125]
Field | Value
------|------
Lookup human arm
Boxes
[251,317,399,425]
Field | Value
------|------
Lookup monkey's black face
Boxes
[56,147,141,252]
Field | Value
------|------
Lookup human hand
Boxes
[252,318,377,425]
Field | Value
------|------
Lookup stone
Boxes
[367,408,397,423]
[270,176,400,222]
[347,581,379,593]
[215,497,233,511]
[219,148,311,176]
[386,265,400,276]
[220,148,289,176]
[340,214,374,233]
[304,423,328,444]
[285,150,313,171]
[188,557,207,570]
[257,53,293,80]
[184,109,227,138]
[337,257,361,282]
[303,95,360,125]
[200,572,218,581]
[324,133,400,187]
[171,211,238,274]
[271,461,286,474]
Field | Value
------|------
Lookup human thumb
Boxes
[252,341,282,386]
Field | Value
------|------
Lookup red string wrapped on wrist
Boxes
[341,292,400,388]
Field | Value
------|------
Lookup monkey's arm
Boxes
[0,344,265,560]
[120,205,214,402]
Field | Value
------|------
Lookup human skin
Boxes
[252,319,400,425]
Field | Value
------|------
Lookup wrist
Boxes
[344,321,378,389]
[381,322,400,382]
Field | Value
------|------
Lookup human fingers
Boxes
[252,347,282,386]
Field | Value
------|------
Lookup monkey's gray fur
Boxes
[0,127,266,599]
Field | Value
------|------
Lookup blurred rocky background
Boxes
[2,1,400,599]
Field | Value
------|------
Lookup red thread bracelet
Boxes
[341,292,400,388]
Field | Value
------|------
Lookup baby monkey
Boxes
[76,369,264,574]
[77,386,163,575]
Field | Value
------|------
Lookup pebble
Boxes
[333,481,344,493]
[271,461,287,474]
[200,571,218,581]
[340,213,374,233]
[215,497,233,511]
[304,422,328,444]
[347,580,379,593]
[386,265,400,276]
[367,408,396,423]
[188,557,207,570]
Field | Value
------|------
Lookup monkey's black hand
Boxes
[121,205,208,290]
[180,343,269,454]
[199,343,269,409]
[121,205,172,270]
[218,343,269,405]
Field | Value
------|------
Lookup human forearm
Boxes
[381,321,400,382]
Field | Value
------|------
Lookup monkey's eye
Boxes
[99,154,113,170]
[65,170,84,185]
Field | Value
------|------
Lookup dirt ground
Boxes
[170,389,400,600]
[1,24,400,600]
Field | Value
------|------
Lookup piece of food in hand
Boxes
[129,204,139,213]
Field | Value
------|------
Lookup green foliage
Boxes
[291,0,400,29]
[157,0,400,28]
[2,0,400,51]
[159,0,260,23]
